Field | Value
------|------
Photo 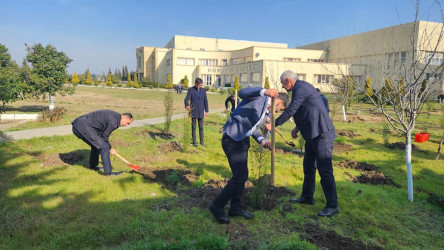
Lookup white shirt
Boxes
[245,89,269,142]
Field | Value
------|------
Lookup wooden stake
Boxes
[235,90,238,108]
[270,97,276,187]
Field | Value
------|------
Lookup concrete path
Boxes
[4,108,225,140]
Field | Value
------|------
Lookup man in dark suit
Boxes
[224,93,239,113]
[275,70,338,217]
[184,78,209,147]
[208,87,289,224]
[72,110,133,176]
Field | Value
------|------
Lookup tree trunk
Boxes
[342,105,347,121]
[234,90,238,109]
[406,133,414,202]
[49,95,54,112]
[436,132,444,160]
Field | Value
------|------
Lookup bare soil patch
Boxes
[136,130,174,140]
[386,142,421,151]
[301,223,382,250]
[333,114,383,123]
[109,140,132,148]
[158,141,183,153]
[333,142,352,154]
[336,159,397,186]
[336,129,361,138]
[34,153,66,167]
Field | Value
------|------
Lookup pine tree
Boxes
[365,77,373,96]
[127,73,132,86]
[183,75,189,89]
[264,76,270,89]
[133,73,139,88]
[165,74,173,89]
[106,71,113,86]
[234,75,239,90]
[71,72,80,84]
[85,69,93,85]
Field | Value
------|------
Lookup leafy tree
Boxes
[264,76,270,89]
[71,72,80,84]
[111,75,120,85]
[234,75,240,90]
[165,74,173,89]
[332,77,355,121]
[133,73,139,88]
[0,44,24,112]
[127,72,132,86]
[183,75,189,89]
[85,69,93,85]
[106,71,113,86]
[25,43,73,111]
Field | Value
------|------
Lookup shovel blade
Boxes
[129,164,141,171]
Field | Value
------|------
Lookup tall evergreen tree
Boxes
[71,72,80,84]
[85,69,93,85]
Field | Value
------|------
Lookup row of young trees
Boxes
[0,43,72,112]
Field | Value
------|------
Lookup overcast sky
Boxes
[1,0,442,75]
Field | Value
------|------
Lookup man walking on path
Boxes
[184,78,209,147]
[72,110,133,176]
[209,87,289,224]
[274,70,338,217]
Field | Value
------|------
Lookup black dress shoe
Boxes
[200,142,207,147]
[89,166,103,171]
[208,205,230,224]
[289,197,314,205]
[317,207,339,217]
[192,143,198,147]
[104,171,123,176]
[228,210,254,219]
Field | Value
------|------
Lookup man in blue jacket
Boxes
[184,78,209,147]
[208,87,289,224]
[275,70,338,217]
[72,110,133,176]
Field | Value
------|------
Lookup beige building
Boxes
[136,21,443,94]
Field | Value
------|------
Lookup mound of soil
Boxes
[333,142,352,154]
[243,186,296,211]
[59,152,85,165]
[336,130,361,138]
[336,159,377,171]
[137,130,174,140]
[158,141,183,153]
[336,160,397,186]
[34,153,66,167]
[386,142,420,151]
[302,223,381,250]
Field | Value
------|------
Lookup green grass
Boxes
[0,98,443,249]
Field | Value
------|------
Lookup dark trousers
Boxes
[211,134,249,212]
[72,126,112,174]
[302,129,338,208]
[191,118,204,144]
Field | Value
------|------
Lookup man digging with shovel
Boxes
[208,87,289,224]
[72,109,133,176]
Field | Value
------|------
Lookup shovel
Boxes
[275,129,296,147]
[114,152,141,171]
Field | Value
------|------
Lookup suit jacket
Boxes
[223,87,269,143]
[72,109,121,149]
[184,86,209,118]
[320,94,330,112]
[275,80,334,140]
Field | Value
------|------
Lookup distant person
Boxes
[176,83,183,94]
[275,70,338,217]
[72,110,133,176]
[184,78,209,147]
[209,87,289,224]
[248,84,253,88]
[225,93,239,113]
[316,88,329,112]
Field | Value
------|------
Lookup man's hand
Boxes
[186,106,190,111]
[109,148,116,155]
[291,126,299,139]
[205,112,209,117]
[261,139,272,149]
[264,89,279,98]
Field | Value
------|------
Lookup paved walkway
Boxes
[4,108,225,140]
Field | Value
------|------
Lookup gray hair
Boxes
[280,70,298,83]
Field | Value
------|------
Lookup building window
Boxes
[393,52,400,68]
[315,74,333,84]
[401,51,407,64]
[222,59,228,66]
[387,53,392,69]
[425,51,444,65]
[177,57,195,65]
[200,48,205,51]
[251,72,260,82]
[231,58,244,65]
[202,74,212,85]
[240,73,248,83]
[284,57,301,62]
[186,47,192,50]
[138,56,142,68]
[199,59,218,66]
[166,58,170,66]
[296,74,306,81]
[308,59,324,62]
[426,73,443,80]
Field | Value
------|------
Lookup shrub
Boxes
[210,87,218,93]
[117,83,122,87]
[204,86,210,91]
[38,106,66,123]
[219,89,227,95]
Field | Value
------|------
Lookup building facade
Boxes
[136,21,443,94]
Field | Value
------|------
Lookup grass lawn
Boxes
[0,94,443,249]
[2,85,228,131]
